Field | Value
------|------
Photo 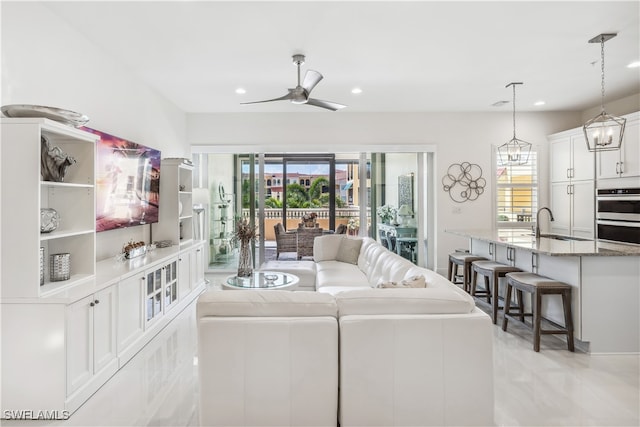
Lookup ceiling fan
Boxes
[241,54,346,111]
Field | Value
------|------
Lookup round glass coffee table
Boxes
[223,271,299,290]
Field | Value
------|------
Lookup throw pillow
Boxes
[336,237,363,265]
[377,281,399,288]
[401,275,426,288]
[376,275,426,289]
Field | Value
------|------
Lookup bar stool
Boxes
[447,253,487,293]
[470,261,521,324]
[502,272,574,352]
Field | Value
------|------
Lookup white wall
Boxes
[1,2,188,260]
[188,111,582,274]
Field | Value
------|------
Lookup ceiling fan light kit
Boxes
[497,82,532,166]
[583,33,626,152]
[241,54,346,111]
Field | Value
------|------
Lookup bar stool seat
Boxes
[471,261,521,324]
[502,272,574,352]
[447,253,487,293]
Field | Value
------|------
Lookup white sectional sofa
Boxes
[197,235,494,426]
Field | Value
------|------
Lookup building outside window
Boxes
[496,149,537,229]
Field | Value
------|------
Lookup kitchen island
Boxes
[447,229,640,354]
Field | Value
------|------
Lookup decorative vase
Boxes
[40,208,60,233]
[237,241,253,277]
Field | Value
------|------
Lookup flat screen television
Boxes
[82,127,161,232]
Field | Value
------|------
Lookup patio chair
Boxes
[336,224,348,234]
[297,225,324,259]
[274,223,297,259]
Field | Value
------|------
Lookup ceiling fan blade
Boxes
[240,91,293,105]
[305,98,347,111]
[302,70,323,93]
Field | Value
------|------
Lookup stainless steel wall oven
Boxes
[596,188,640,245]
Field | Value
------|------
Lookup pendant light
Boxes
[583,33,626,152]
[497,82,532,166]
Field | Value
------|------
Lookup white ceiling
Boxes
[43,1,640,114]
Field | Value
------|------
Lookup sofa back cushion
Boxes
[335,237,363,264]
[314,234,346,262]
[197,290,338,318]
[335,288,475,316]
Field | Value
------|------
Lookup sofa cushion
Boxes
[313,234,345,261]
[335,237,363,264]
[316,261,371,289]
[197,290,337,318]
[335,288,475,315]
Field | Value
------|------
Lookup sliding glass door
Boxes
[196,150,429,272]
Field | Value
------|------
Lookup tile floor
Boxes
[4,284,639,427]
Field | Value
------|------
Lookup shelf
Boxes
[41,181,94,189]
[40,228,94,241]
[39,273,94,297]
[179,215,193,221]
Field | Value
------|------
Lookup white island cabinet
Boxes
[448,229,640,354]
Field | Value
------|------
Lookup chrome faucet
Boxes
[535,207,555,239]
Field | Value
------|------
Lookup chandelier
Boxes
[497,82,532,166]
[583,33,626,152]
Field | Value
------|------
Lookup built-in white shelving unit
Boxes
[1,119,207,419]
[153,158,193,247]
[1,118,98,298]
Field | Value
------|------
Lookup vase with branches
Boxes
[233,217,258,277]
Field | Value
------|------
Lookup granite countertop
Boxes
[446,229,640,257]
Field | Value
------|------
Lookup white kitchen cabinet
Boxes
[549,127,596,238]
[153,159,194,247]
[550,180,595,238]
[66,285,117,397]
[550,132,595,183]
[597,112,640,179]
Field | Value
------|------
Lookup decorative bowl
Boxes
[264,273,278,283]
[1,104,89,127]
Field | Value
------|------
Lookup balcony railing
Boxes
[242,207,367,220]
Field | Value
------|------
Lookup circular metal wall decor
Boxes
[442,162,486,203]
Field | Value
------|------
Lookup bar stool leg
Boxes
[516,289,525,323]
[491,273,499,324]
[502,281,513,332]
[484,274,491,304]
[448,259,454,283]
[463,263,469,293]
[562,289,575,352]
[533,290,542,352]
[470,268,478,297]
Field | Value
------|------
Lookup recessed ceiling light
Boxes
[534,101,546,106]
[627,61,640,68]
[351,87,362,94]
[235,88,246,94]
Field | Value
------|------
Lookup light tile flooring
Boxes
[5,285,639,427]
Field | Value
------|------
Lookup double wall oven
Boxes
[596,188,640,245]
